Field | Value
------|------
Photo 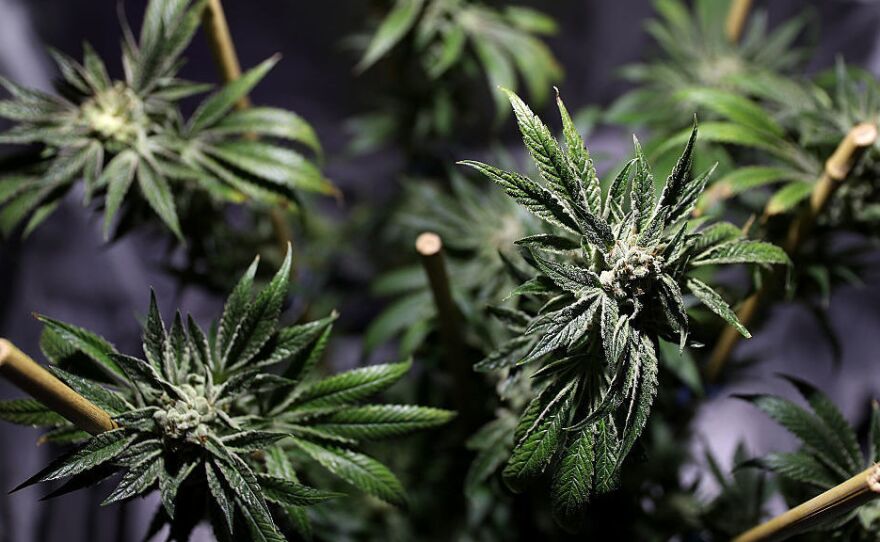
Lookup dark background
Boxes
[1,1,879,540]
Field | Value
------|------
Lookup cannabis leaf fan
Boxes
[459,89,788,527]
[608,0,807,132]
[0,0,331,241]
[0,247,452,541]
[742,377,880,538]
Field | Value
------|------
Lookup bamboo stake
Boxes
[0,339,116,435]
[704,123,878,382]
[201,0,293,255]
[417,233,463,364]
[202,0,250,110]
[733,464,880,542]
[416,232,477,417]
[725,0,754,43]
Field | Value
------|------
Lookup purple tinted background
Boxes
[1,1,880,540]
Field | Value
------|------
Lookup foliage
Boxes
[366,167,541,355]
[742,377,880,539]
[350,0,562,154]
[460,89,787,527]
[0,247,453,540]
[0,0,332,241]
[608,0,808,132]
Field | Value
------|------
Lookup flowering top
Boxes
[460,89,788,527]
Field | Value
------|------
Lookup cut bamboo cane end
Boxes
[416,232,443,256]
[826,123,878,180]
[852,123,878,147]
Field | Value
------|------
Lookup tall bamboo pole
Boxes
[704,123,878,382]
[201,0,293,255]
[733,464,880,542]
[0,339,116,435]
[725,0,754,43]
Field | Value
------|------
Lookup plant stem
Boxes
[201,0,293,256]
[416,233,474,415]
[704,123,878,382]
[0,339,116,434]
[725,0,753,43]
[733,464,880,542]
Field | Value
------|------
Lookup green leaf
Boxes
[686,278,750,338]
[593,416,619,494]
[293,359,411,409]
[713,166,801,198]
[514,233,580,252]
[742,394,853,479]
[218,256,259,368]
[0,399,66,426]
[782,376,862,474]
[765,181,813,216]
[673,87,784,137]
[48,367,131,414]
[137,160,182,240]
[526,296,601,361]
[356,0,424,72]
[159,460,197,519]
[473,39,516,119]
[503,381,575,491]
[206,438,285,542]
[458,160,579,233]
[188,55,280,134]
[99,150,138,239]
[551,427,594,525]
[210,107,322,158]
[35,315,124,379]
[692,240,790,267]
[143,289,168,374]
[206,140,333,195]
[221,431,288,452]
[291,438,406,506]
[760,452,840,489]
[223,246,292,369]
[14,429,133,491]
[257,474,343,506]
[503,88,581,205]
[631,136,656,229]
[206,461,235,535]
[311,405,454,440]
[618,335,659,462]
[103,455,162,505]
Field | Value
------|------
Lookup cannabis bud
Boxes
[0,247,453,540]
[461,89,788,527]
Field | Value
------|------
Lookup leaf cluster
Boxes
[743,377,880,538]
[459,89,787,527]
[0,0,331,241]
[0,247,452,540]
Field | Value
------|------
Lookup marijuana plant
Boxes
[459,89,788,526]
[0,0,331,241]
[742,377,880,539]
[350,0,561,154]
[608,0,807,132]
[0,247,452,540]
